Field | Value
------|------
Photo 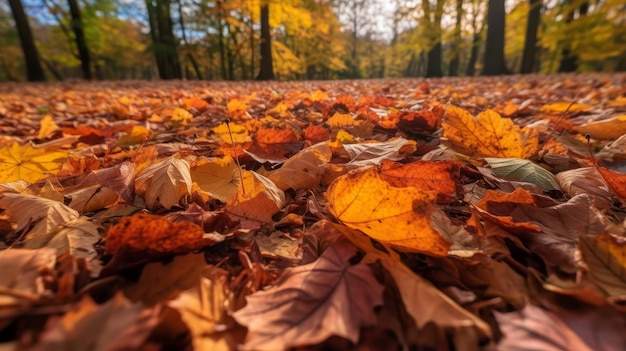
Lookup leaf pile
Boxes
[1,74,626,350]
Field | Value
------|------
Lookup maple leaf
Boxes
[33,293,160,351]
[327,167,450,255]
[191,156,239,202]
[135,155,192,209]
[442,105,538,158]
[0,142,67,183]
[0,248,56,307]
[232,244,383,351]
[377,159,460,202]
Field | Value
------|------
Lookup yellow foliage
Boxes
[0,142,67,183]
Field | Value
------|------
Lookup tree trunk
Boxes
[176,0,202,79]
[521,0,542,73]
[449,0,463,76]
[67,0,91,79]
[422,0,444,78]
[8,0,46,81]
[558,1,588,73]
[481,0,508,75]
[146,0,181,79]
[256,4,274,80]
[426,42,442,77]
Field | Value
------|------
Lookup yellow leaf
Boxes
[226,99,250,120]
[212,122,250,144]
[326,167,450,255]
[540,102,593,114]
[191,156,239,202]
[575,115,626,140]
[579,233,626,297]
[310,90,328,101]
[442,106,538,158]
[170,108,193,126]
[0,142,67,183]
[37,115,59,139]
[225,171,284,228]
[135,156,192,209]
[327,113,355,128]
[116,125,151,146]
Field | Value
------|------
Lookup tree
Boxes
[520,0,542,73]
[8,0,46,81]
[422,0,445,78]
[449,0,463,76]
[558,0,588,72]
[67,0,92,79]
[481,0,508,75]
[146,0,181,79]
[256,3,274,80]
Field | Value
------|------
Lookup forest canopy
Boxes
[2,0,626,82]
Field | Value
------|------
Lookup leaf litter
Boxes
[1,74,626,350]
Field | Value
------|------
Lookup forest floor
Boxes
[1,73,626,350]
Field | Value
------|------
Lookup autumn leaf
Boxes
[37,115,59,139]
[484,158,560,191]
[33,293,160,351]
[191,156,239,202]
[212,121,251,144]
[0,248,56,307]
[0,193,80,245]
[327,167,450,255]
[263,142,332,191]
[168,267,238,351]
[575,115,626,140]
[224,171,285,228]
[442,105,538,158]
[0,142,67,183]
[169,107,193,126]
[579,233,626,297]
[104,213,210,256]
[115,125,151,146]
[377,159,460,202]
[135,155,192,209]
[597,166,626,202]
[340,137,413,166]
[232,244,383,351]
[124,253,208,305]
[472,188,542,233]
[540,102,593,114]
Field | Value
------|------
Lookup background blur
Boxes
[2,0,626,82]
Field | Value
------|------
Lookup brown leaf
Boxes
[0,248,56,307]
[33,293,160,351]
[232,244,383,351]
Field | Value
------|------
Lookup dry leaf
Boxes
[327,167,450,255]
[264,142,332,191]
[191,156,239,202]
[579,233,626,297]
[233,244,383,351]
[442,106,538,158]
[33,293,160,351]
[135,156,192,209]
[0,248,56,307]
[575,115,626,140]
[0,142,67,183]
[224,171,284,228]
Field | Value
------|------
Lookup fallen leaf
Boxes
[212,121,251,144]
[0,142,67,183]
[169,107,193,126]
[0,193,80,245]
[579,233,626,297]
[66,185,119,213]
[496,304,626,351]
[104,213,209,256]
[327,167,450,255]
[124,253,208,305]
[135,156,192,209]
[555,167,613,209]
[377,159,461,202]
[37,115,59,139]
[224,171,284,228]
[115,125,151,146]
[232,244,383,351]
[575,115,626,140]
[442,106,538,158]
[168,267,237,351]
[248,127,302,160]
[191,156,239,202]
[264,142,332,191]
[597,166,626,202]
[540,102,593,114]
[341,137,412,166]
[33,293,160,351]
[0,248,56,307]
[484,158,560,191]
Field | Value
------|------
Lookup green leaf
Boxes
[484,158,559,191]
